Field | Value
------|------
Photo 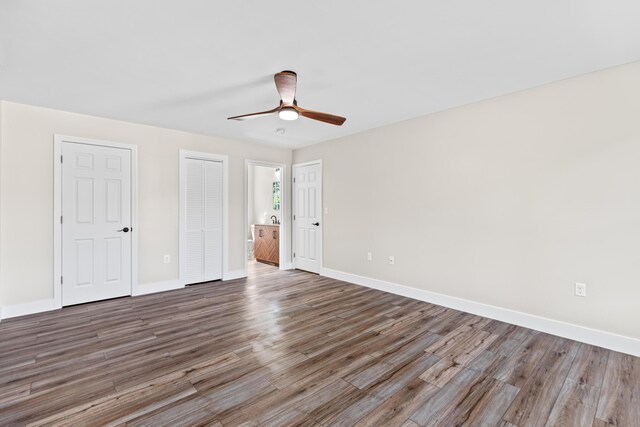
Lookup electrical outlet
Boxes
[367,252,373,261]
[164,254,171,264]
[575,282,586,297]
[388,255,395,265]
[324,207,329,215]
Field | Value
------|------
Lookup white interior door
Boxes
[293,162,322,273]
[183,158,222,284]
[61,142,132,305]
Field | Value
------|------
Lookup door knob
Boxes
[117,227,130,233]
[312,222,320,226]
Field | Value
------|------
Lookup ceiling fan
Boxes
[227,71,346,126]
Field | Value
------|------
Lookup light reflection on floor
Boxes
[243,260,285,366]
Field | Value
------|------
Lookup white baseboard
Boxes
[224,269,248,281]
[280,262,294,270]
[1,298,56,320]
[133,280,183,296]
[322,268,640,357]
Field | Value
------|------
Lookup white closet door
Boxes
[184,158,222,284]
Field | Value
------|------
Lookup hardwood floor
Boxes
[0,261,638,426]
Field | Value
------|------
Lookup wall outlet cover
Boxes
[575,282,586,297]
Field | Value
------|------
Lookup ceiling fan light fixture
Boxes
[278,107,299,121]
[227,71,345,125]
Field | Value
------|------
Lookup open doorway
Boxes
[245,160,287,277]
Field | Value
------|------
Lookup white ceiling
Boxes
[1,1,639,149]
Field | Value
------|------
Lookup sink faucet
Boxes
[270,215,277,225]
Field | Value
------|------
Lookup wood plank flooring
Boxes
[0,261,638,426]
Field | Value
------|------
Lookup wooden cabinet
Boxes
[254,224,279,266]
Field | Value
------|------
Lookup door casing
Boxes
[53,135,138,309]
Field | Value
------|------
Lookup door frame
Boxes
[292,159,323,273]
[53,134,139,309]
[244,159,289,271]
[179,150,229,285]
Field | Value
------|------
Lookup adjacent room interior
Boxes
[0,1,639,426]
[247,163,283,273]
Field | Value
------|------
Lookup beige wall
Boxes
[294,62,640,339]
[0,101,292,306]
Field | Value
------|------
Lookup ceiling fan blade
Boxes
[274,71,297,105]
[227,106,279,121]
[295,106,346,126]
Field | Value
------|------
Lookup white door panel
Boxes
[204,161,222,280]
[184,231,204,283]
[293,162,322,273]
[105,238,123,282]
[62,142,132,305]
[185,159,204,283]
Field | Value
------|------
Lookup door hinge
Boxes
[293,214,296,220]
[293,177,296,183]
[293,252,296,258]
[60,155,63,163]
[61,276,63,284]
[60,216,63,224]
